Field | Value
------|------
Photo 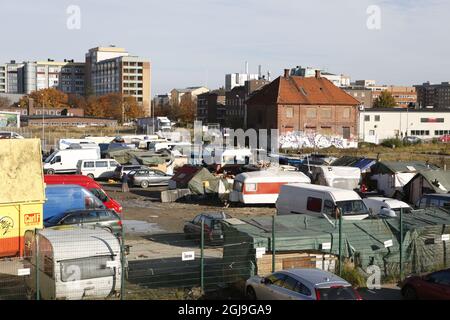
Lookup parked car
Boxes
[401,269,450,300]
[24,228,122,300]
[128,168,173,188]
[113,164,150,180]
[439,135,450,143]
[403,136,421,144]
[0,131,24,139]
[183,212,231,244]
[245,269,362,300]
[43,148,100,174]
[76,159,120,179]
[415,194,450,209]
[363,197,412,217]
[44,208,122,237]
[44,175,122,214]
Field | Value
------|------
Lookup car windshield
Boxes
[317,286,357,300]
[90,188,109,202]
[336,200,369,216]
[44,150,58,163]
[392,207,412,215]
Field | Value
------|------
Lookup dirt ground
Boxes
[101,183,276,233]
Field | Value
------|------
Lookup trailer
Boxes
[0,139,45,258]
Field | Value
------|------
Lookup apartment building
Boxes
[5,61,24,94]
[23,60,85,95]
[290,66,351,87]
[414,82,450,109]
[85,46,152,114]
[196,89,226,126]
[371,86,416,108]
[170,87,209,106]
[0,65,6,93]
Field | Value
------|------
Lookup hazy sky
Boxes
[1,0,450,94]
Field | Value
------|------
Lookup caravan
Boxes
[229,170,311,204]
[24,228,122,300]
[276,184,370,220]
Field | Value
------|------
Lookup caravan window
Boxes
[307,197,322,212]
[60,256,115,282]
[245,183,257,192]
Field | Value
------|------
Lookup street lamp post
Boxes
[41,94,45,151]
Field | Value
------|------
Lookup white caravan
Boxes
[24,228,122,300]
[58,139,99,150]
[276,184,370,221]
[43,148,101,174]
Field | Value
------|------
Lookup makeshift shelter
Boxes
[220,208,450,284]
[403,170,450,205]
[299,164,361,190]
[168,165,227,195]
[107,148,169,166]
[369,161,439,198]
[331,156,377,174]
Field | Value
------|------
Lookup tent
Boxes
[403,170,450,205]
[369,161,439,198]
[168,165,228,195]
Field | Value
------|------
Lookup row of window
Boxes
[364,115,380,121]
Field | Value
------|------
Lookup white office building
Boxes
[359,108,450,143]
[225,73,259,91]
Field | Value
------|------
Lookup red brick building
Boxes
[247,70,360,139]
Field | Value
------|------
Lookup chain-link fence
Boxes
[1,208,449,300]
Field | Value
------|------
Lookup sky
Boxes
[1,0,450,95]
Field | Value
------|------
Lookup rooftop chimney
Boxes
[315,70,321,79]
[284,69,290,78]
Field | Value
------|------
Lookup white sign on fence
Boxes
[182,251,195,261]
[256,247,266,259]
[17,268,31,276]
[321,242,332,250]
[384,240,393,248]
[441,234,450,242]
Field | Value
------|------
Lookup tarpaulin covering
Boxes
[107,148,169,165]
[221,208,450,281]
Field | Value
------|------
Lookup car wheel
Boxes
[87,174,95,179]
[246,286,257,300]
[46,169,55,175]
[402,285,417,300]
[140,181,149,188]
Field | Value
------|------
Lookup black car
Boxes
[43,209,123,237]
[183,212,231,244]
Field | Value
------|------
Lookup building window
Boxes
[286,107,293,118]
[375,115,380,122]
[369,130,375,136]
[320,108,332,119]
[306,108,316,118]
[343,108,350,119]
[364,115,370,121]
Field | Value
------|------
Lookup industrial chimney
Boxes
[315,70,321,79]
[284,69,290,78]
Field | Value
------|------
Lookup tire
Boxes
[402,285,418,300]
[246,286,257,300]
[140,181,149,189]
[46,169,55,175]
[87,174,95,179]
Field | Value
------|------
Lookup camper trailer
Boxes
[300,165,361,190]
[276,184,370,220]
[229,170,311,204]
[24,228,122,300]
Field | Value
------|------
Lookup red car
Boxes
[44,175,122,214]
[401,269,450,300]
[439,135,450,143]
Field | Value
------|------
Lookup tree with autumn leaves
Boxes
[17,88,145,123]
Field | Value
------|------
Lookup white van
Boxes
[43,148,100,174]
[77,159,120,179]
[363,197,412,217]
[276,184,370,220]
[24,228,122,300]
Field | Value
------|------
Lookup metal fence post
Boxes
[200,217,205,292]
[338,213,343,276]
[272,215,276,273]
[443,224,447,269]
[35,229,40,301]
[399,207,403,281]
[120,223,125,300]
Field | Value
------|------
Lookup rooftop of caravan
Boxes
[234,170,311,184]
[282,183,361,201]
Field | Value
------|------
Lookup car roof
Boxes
[280,268,351,288]
[196,212,230,219]
[364,197,410,208]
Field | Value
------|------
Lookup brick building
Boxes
[27,115,117,127]
[196,89,226,126]
[247,70,360,138]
